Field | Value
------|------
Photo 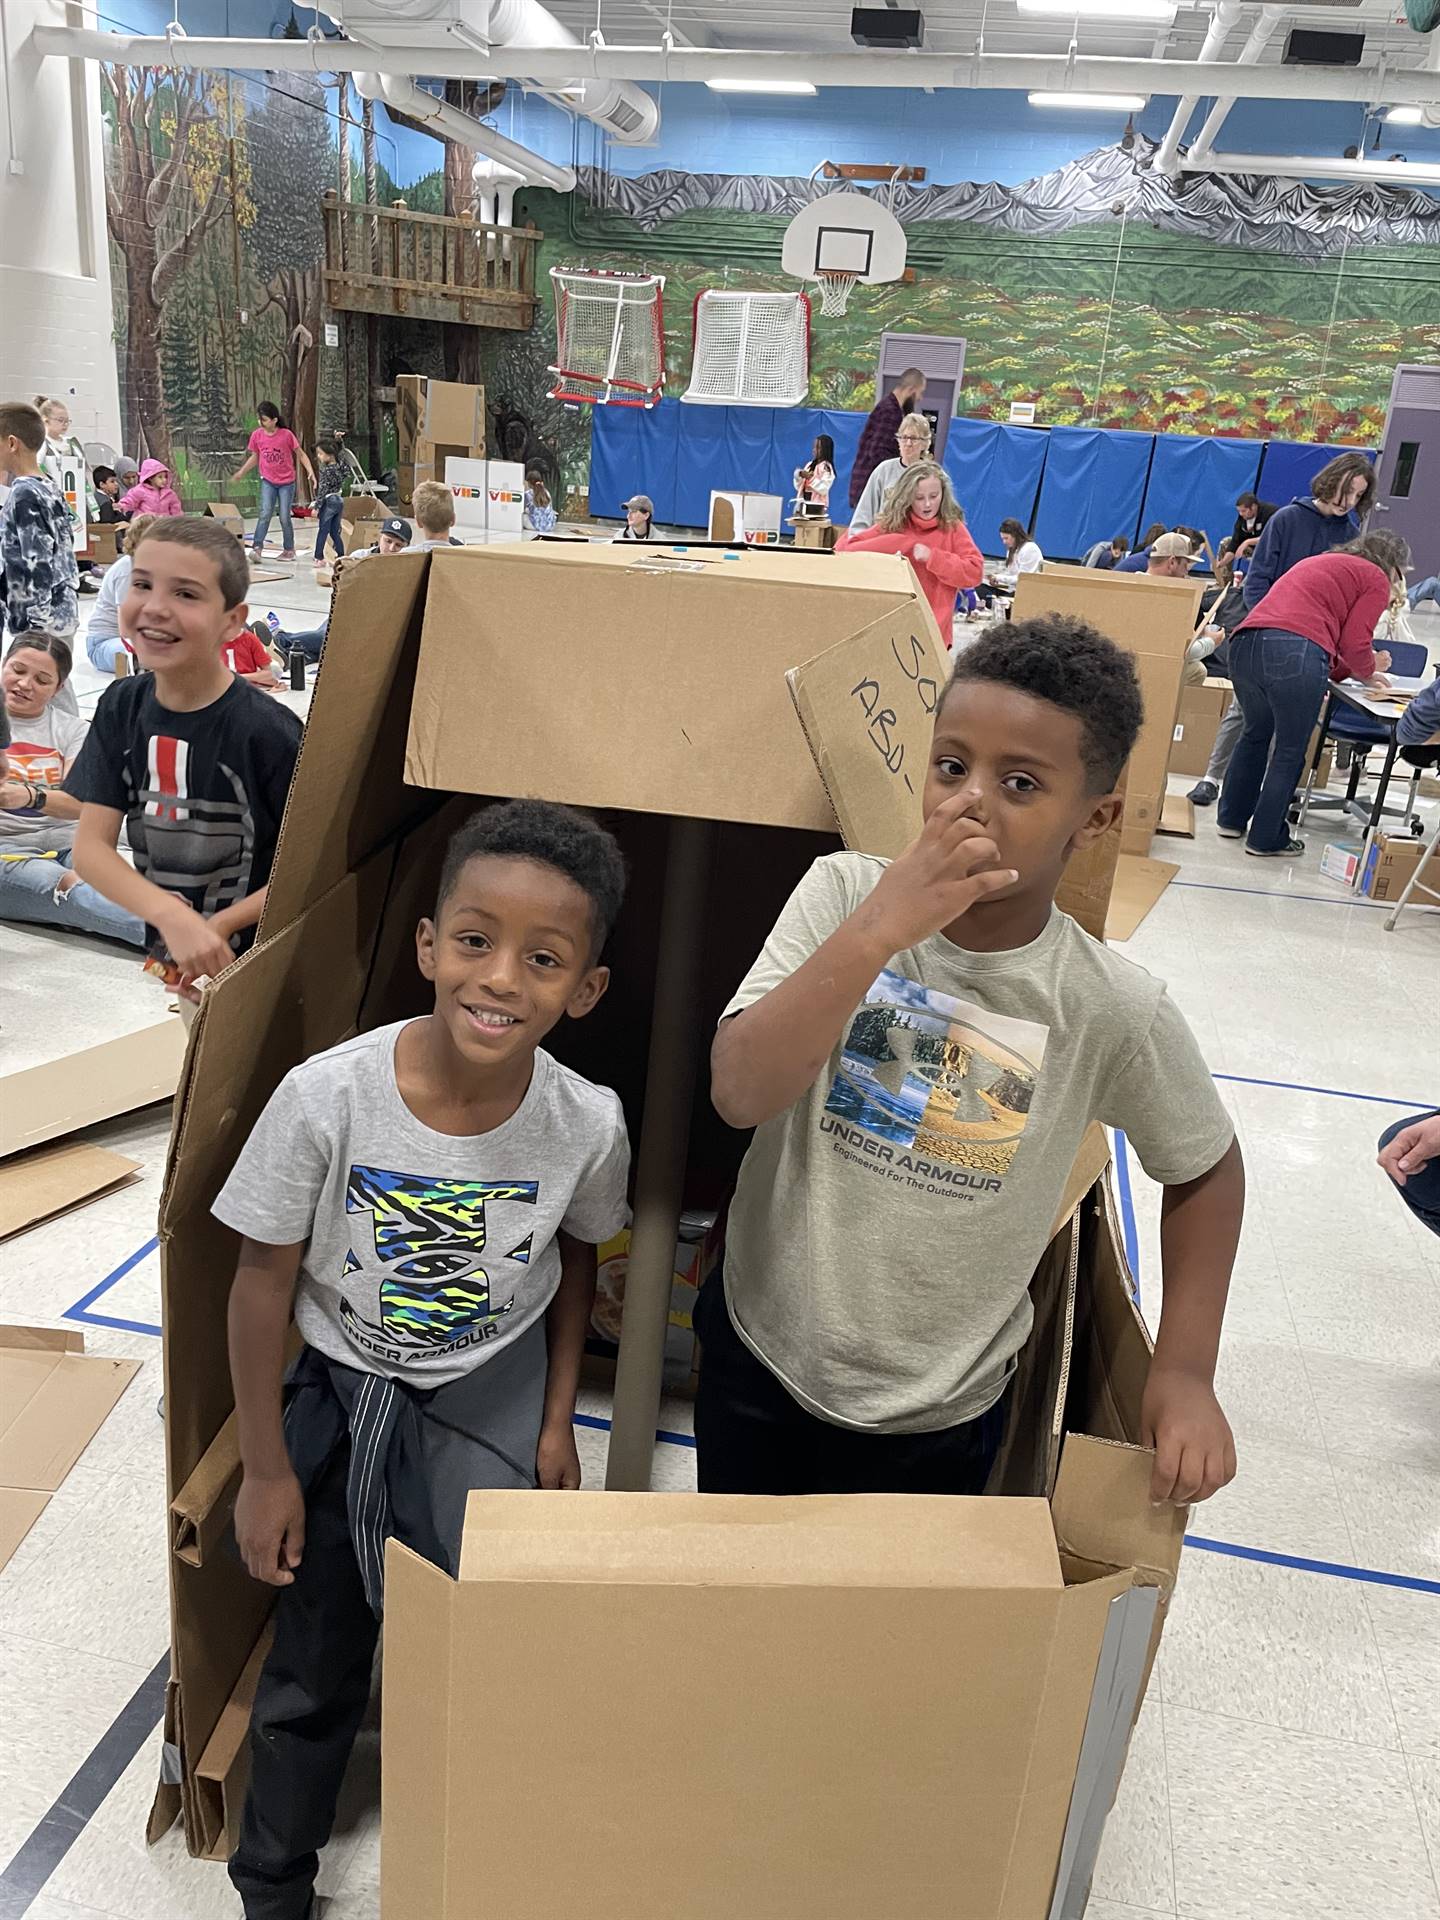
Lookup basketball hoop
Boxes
[815,270,860,317]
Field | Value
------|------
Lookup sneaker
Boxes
[1188,779,1219,806]
[1245,836,1305,858]
[78,574,101,594]
[1216,825,1243,839]
[279,548,298,562]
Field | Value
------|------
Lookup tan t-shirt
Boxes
[721,853,1234,1436]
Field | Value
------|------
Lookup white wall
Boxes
[0,0,121,448]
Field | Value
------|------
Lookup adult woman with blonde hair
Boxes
[848,411,934,534]
[837,461,983,646]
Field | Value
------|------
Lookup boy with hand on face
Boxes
[703,615,1243,1508]
[63,517,302,997]
[216,800,631,1920]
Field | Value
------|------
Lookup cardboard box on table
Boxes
[151,544,1180,1915]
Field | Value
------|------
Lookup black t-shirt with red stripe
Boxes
[64,675,303,952]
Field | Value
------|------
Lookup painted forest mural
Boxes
[97,61,1440,510]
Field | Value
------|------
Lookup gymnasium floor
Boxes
[0,564,1436,1920]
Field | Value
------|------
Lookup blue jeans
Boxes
[0,843,145,946]
[279,622,328,664]
[1379,1113,1440,1239]
[1408,575,1439,610]
[253,480,296,553]
[313,494,344,562]
[1218,627,1330,852]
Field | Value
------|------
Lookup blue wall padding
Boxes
[1139,434,1263,554]
[588,399,678,521]
[1031,426,1154,557]
[941,421,1050,556]
[1256,440,1371,509]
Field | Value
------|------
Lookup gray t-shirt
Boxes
[214,1021,631,1385]
[721,854,1234,1436]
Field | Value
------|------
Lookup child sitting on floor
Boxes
[83,513,155,673]
[836,462,983,647]
[524,468,557,533]
[118,458,182,518]
[413,479,464,551]
[216,799,632,1920]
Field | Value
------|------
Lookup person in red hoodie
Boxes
[836,462,983,648]
[118,458,182,518]
[1218,531,1408,859]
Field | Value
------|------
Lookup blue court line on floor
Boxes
[1212,1072,1431,1110]
[61,1235,162,1338]
[1112,1129,1141,1299]
[1171,879,1431,912]
[1182,1536,1440,1596]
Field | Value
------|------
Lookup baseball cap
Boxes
[379,517,412,544]
[622,494,654,514]
[1149,531,1193,559]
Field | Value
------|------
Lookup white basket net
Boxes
[549,269,665,407]
[682,290,811,407]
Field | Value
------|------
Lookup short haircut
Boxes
[4,633,73,684]
[93,465,117,487]
[898,367,926,390]
[1338,530,1411,579]
[1312,451,1376,513]
[437,800,628,958]
[413,480,454,532]
[1175,525,1205,552]
[1110,535,1130,552]
[121,512,159,555]
[944,614,1143,792]
[0,402,45,452]
[1236,491,1257,509]
[999,517,1029,544]
[131,516,249,609]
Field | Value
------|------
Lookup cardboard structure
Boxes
[709,490,783,545]
[1169,677,1232,780]
[339,495,384,556]
[0,1017,188,1160]
[1013,568,1202,858]
[395,376,485,509]
[443,456,525,535]
[86,520,123,566]
[0,1325,140,1572]
[152,546,1170,1900]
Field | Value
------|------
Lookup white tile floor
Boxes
[0,577,1436,1918]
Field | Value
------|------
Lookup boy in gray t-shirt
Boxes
[215,800,630,1920]
[703,616,1243,1512]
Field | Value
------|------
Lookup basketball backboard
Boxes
[781,190,908,285]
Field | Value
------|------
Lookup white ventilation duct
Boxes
[1190,151,1440,187]
[352,70,576,189]
[1151,0,1241,175]
[1183,10,1282,166]
[326,0,659,143]
[472,154,523,260]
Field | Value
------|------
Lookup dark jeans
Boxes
[1379,1113,1440,1240]
[313,494,344,562]
[229,1444,378,1920]
[1218,626,1330,852]
[692,1272,1007,1496]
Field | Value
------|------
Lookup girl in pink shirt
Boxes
[836,462,983,648]
[230,402,316,561]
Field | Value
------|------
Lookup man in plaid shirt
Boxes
[848,367,926,512]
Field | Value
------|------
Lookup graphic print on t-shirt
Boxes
[824,968,1049,1179]
[130,735,257,914]
[340,1164,540,1365]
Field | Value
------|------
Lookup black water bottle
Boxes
[288,647,306,692]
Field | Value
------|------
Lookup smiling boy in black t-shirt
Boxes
[64,517,301,996]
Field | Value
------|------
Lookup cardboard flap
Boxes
[1051,1434,1186,1588]
[457,1490,1062,1589]
[0,1341,140,1492]
[0,1020,186,1159]
[0,1323,86,1353]
[0,1143,140,1240]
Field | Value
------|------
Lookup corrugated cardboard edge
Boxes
[0,1332,141,1493]
[0,1487,51,1574]
[0,1142,141,1240]
[382,1543,455,1918]
[1156,793,1195,839]
[193,1623,274,1860]
[0,1019,187,1159]
[1105,856,1180,942]
[170,1411,241,1567]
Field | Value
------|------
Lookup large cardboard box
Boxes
[444,454,488,530]
[1014,568,1203,856]
[1360,830,1435,902]
[152,545,1159,1893]
[395,375,485,459]
[86,520,123,566]
[709,490,784,545]
[339,495,384,556]
[443,456,524,535]
[1169,677,1232,779]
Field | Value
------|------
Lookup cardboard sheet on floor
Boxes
[0,1018,187,1160]
[0,1324,140,1572]
[0,1141,140,1240]
[1157,793,1195,839]
[1105,855,1180,940]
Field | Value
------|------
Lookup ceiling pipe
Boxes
[1183,9,1282,165]
[29,25,1440,107]
[1192,150,1440,187]
[1151,0,1241,176]
[352,69,576,188]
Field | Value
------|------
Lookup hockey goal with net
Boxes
[548,268,666,408]
[681,289,811,408]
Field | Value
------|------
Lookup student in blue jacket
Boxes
[1241,452,1375,610]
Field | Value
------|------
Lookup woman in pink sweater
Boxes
[836,463,982,646]
[118,458,182,517]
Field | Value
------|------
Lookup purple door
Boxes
[1375,364,1440,579]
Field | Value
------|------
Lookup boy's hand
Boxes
[536,1419,583,1490]
[235,1469,306,1585]
[1141,1367,1236,1506]
[1379,1113,1440,1187]
[156,901,234,983]
[866,795,1018,952]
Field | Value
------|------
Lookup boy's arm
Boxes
[1144,1136,1244,1505]
[229,1236,307,1584]
[536,1231,597,1490]
[70,804,234,974]
[712,803,1017,1130]
[209,883,269,946]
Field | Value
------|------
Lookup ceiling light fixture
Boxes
[1017,0,1176,21]
[1028,91,1150,110]
[706,77,818,95]
[1385,106,1423,125]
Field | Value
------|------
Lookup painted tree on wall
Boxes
[101,67,246,464]
[246,74,334,461]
